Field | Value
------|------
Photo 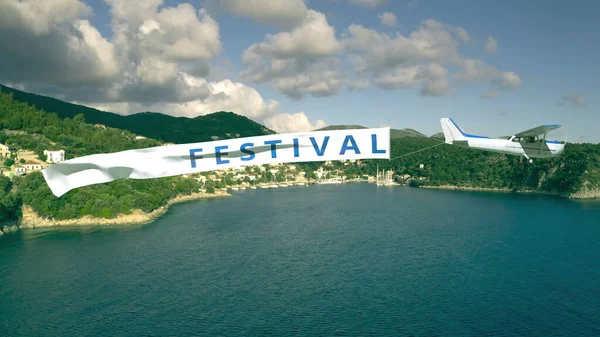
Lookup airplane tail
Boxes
[440,118,467,144]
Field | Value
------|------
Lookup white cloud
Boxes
[242,10,341,60]
[349,0,387,8]
[416,63,450,96]
[480,90,498,99]
[342,20,465,74]
[495,72,521,89]
[379,12,397,27]
[455,27,471,42]
[204,0,308,29]
[347,79,370,90]
[560,93,586,107]
[264,112,327,133]
[0,0,92,35]
[483,35,498,53]
[374,66,419,89]
[0,0,119,86]
[240,10,344,100]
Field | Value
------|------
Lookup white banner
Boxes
[42,127,390,197]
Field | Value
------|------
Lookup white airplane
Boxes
[440,118,565,163]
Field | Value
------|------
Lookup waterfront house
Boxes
[94,124,107,129]
[44,149,65,163]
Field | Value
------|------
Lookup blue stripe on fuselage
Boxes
[449,118,490,139]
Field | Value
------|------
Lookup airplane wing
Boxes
[514,124,561,137]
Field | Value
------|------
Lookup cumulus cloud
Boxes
[263,112,327,133]
[204,0,308,29]
[379,12,397,27]
[560,93,586,107]
[349,0,387,8]
[0,0,329,133]
[480,90,498,99]
[239,16,518,99]
[240,10,344,100]
[483,35,498,53]
[494,72,521,89]
[347,79,370,91]
[0,0,119,87]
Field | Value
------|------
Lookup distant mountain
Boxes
[391,128,426,139]
[431,132,445,140]
[0,84,274,144]
[317,125,427,139]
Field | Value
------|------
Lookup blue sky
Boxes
[0,0,597,141]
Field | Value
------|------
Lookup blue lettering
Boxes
[264,140,282,158]
[293,138,300,157]
[310,136,330,156]
[340,135,361,155]
[371,134,386,154]
[215,145,229,164]
[189,148,203,168]
[240,143,255,161]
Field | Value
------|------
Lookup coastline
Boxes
[3,181,598,235]
[419,184,600,199]
[17,190,231,229]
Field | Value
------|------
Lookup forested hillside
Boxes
[0,91,203,222]
[363,138,600,196]
[0,84,274,144]
[1,88,599,229]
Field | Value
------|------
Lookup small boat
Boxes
[250,186,257,189]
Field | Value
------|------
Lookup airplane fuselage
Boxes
[454,137,565,159]
[440,118,565,162]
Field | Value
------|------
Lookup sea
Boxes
[1,184,600,337]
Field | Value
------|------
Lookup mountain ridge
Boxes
[0,84,275,144]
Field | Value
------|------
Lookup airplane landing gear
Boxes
[521,155,533,164]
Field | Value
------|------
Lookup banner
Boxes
[42,127,390,197]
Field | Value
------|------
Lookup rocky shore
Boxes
[15,190,231,230]
[420,184,600,199]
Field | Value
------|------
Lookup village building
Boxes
[24,161,43,171]
[0,143,11,158]
[94,124,107,129]
[44,149,65,163]
[13,165,26,176]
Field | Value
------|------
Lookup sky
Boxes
[0,0,597,142]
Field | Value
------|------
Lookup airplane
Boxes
[440,118,565,163]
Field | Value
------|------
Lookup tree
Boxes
[19,158,25,164]
[3,158,14,167]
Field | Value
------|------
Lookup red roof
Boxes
[25,161,40,165]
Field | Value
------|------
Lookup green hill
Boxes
[430,132,445,139]
[316,125,427,139]
[0,84,274,144]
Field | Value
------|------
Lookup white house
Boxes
[44,149,65,163]
[24,161,43,171]
[0,143,10,158]
[13,165,26,176]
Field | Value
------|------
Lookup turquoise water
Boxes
[1,184,600,336]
